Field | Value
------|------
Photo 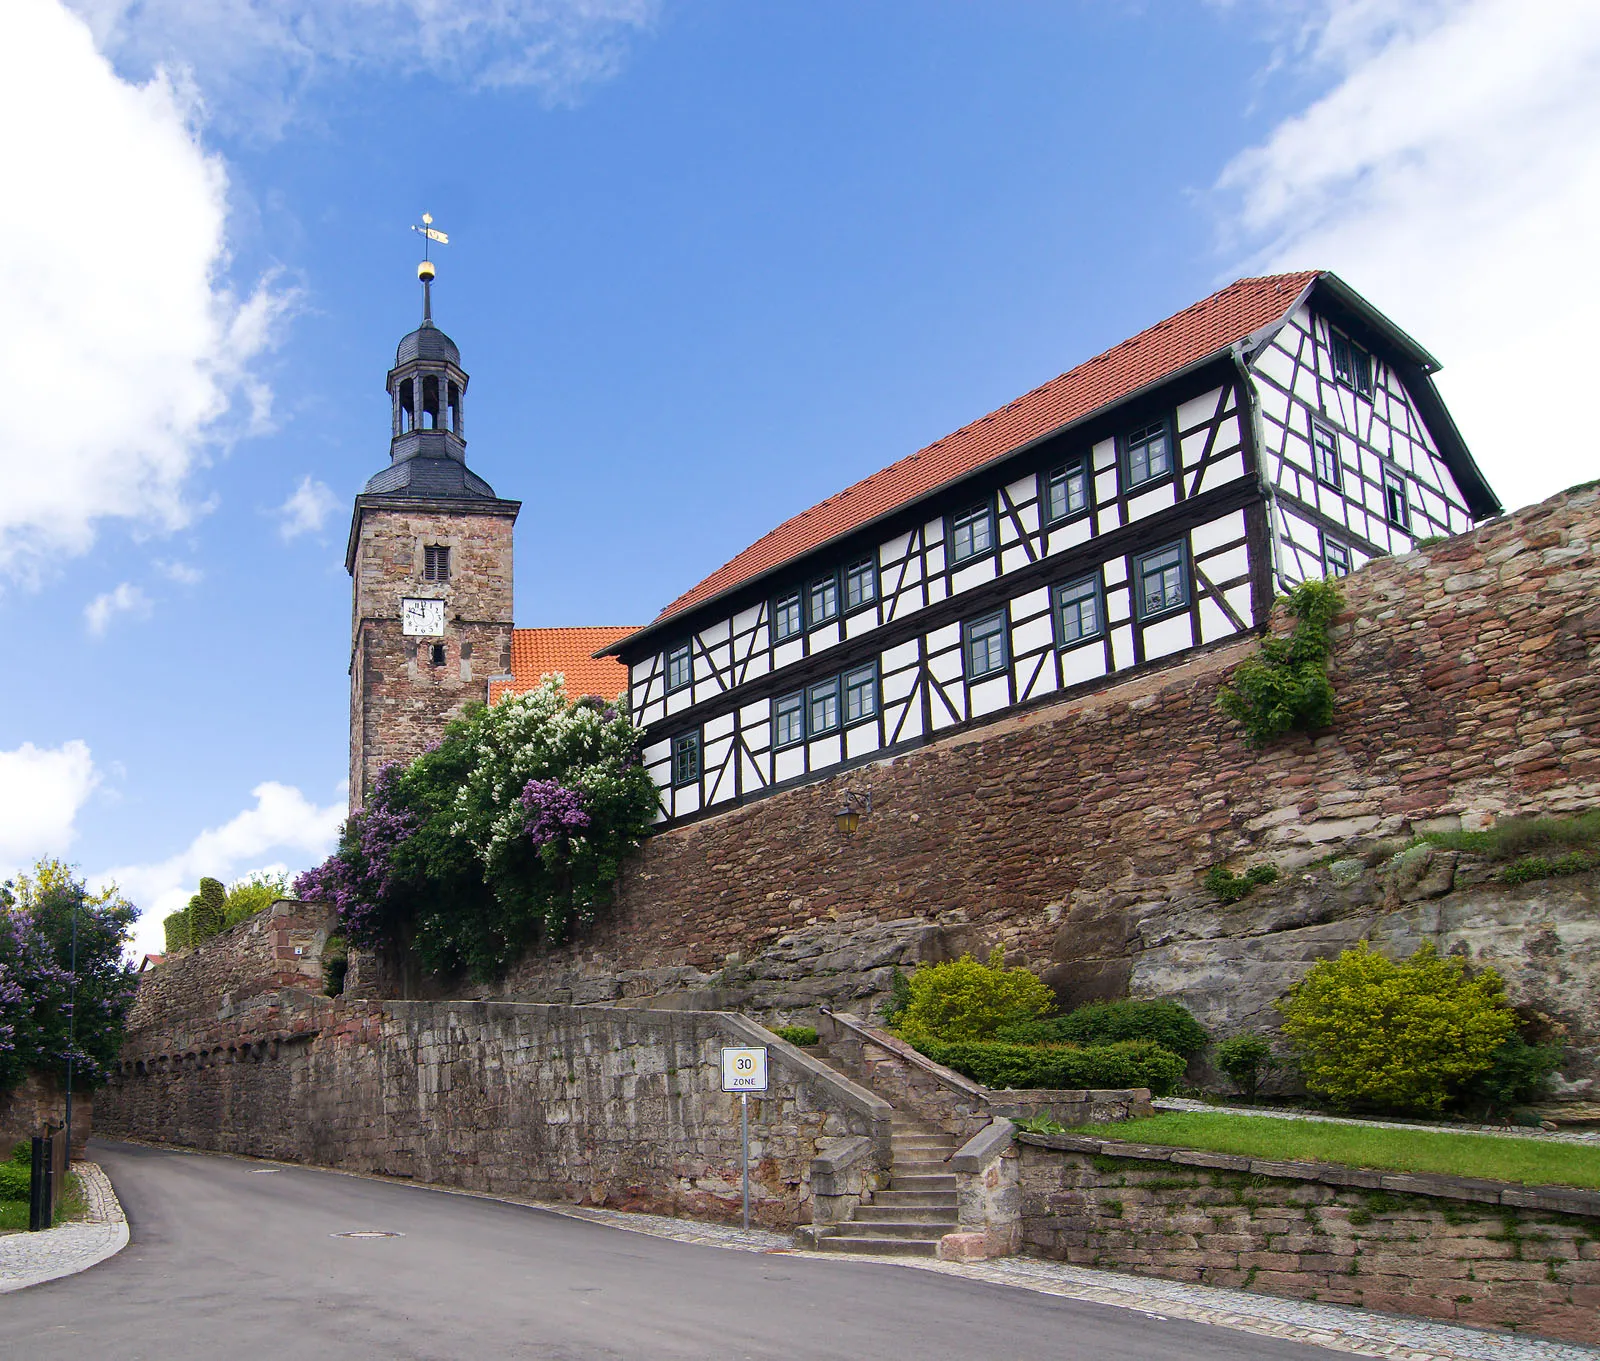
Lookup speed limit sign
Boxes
[721,1045,769,1093]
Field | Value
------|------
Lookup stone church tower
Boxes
[345,258,520,811]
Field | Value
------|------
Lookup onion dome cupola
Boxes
[361,218,499,501]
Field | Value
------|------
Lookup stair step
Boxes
[891,1174,958,1192]
[856,1204,958,1223]
[891,1137,954,1151]
[813,1235,942,1257]
[830,1220,948,1240]
[873,1189,959,1208]
[891,1161,951,1176]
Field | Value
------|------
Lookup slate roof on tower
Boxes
[601,269,1497,657]
[490,627,637,704]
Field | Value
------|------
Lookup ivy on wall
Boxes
[1217,579,1344,745]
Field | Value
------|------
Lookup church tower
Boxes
[346,232,520,811]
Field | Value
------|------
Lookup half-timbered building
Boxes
[598,271,1501,823]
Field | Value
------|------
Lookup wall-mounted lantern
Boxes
[833,789,872,836]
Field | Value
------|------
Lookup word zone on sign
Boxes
[720,1046,769,1092]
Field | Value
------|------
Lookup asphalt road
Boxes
[0,1141,1347,1360]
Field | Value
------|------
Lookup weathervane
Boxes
[411,212,450,324]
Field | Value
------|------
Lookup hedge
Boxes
[913,1037,1186,1094]
[996,998,1209,1057]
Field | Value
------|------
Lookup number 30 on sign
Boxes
[721,1046,769,1093]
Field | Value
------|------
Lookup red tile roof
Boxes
[647,271,1320,629]
[491,627,637,703]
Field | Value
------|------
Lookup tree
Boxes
[1276,942,1515,1113]
[0,861,139,1092]
[896,949,1056,1044]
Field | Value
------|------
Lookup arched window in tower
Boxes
[398,378,415,433]
[421,375,441,430]
[447,381,461,435]
[429,643,446,667]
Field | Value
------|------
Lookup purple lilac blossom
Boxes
[521,779,590,847]
[292,765,417,945]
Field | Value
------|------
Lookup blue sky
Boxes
[3,0,1597,954]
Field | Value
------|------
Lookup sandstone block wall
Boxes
[0,1071,92,1159]
[98,992,884,1228]
[1017,1139,1600,1346]
[489,483,1600,1094]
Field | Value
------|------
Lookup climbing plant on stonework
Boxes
[1216,579,1344,746]
[296,679,659,981]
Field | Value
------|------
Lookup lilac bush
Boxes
[521,779,591,847]
[293,764,417,946]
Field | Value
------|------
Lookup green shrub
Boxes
[773,1024,819,1047]
[223,873,291,928]
[1203,863,1279,904]
[896,949,1056,1044]
[1456,1035,1564,1118]
[1422,808,1600,860]
[1216,579,1343,745]
[188,877,227,943]
[0,1161,30,1202]
[322,934,349,997]
[162,909,191,953]
[1276,942,1517,1114]
[879,967,912,1027]
[999,999,1209,1058]
[1501,848,1600,885]
[914,1037,1186,1094]
[11,1142,30,1165]
[1215,1033,1275,1102]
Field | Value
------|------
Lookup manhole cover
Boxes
[331,1230,404,1239]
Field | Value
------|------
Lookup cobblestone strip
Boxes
[1153,1098,1600,1147]
[0,1162,129,1293]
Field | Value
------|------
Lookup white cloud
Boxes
[277,475,340,541]
[84,581,153,636]
[1218,0,1600,515]
[98,780,345,955]
[0,740,101,872]
[155,558,205,585]
[0,0,288,585]
[69,0,659,132]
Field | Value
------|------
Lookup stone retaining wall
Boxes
[1017,1133,1600,1346]
[98,992,888,1228]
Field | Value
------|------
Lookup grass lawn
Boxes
[1077,1111,1600,1190]
[0,1171,86,1234]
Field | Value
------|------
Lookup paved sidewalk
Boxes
[0,1162,129,1293]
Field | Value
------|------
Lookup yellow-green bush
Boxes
[896,948,1055,1043]
[1276,942,1516,1113]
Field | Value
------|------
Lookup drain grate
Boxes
[331,1230,404,1239]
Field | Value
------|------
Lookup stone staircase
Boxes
[811,1109,959,1257]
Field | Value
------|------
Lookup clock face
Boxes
[400,597,446,637]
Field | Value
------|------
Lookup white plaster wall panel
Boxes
[1017,501,1040,534]
[674,785,701,818]
[1106,587,1131,624]
[1111,624,1135,670]
[775,640,803,668]
[1020,655,1058,701]
[926,577,948,605]
[705,713,736,742]
[929,647,964,685]
[1318,483,1344,519]
[1104,557,1128,585]
[881,530,911,563]
[845,611,876,640]
[883,639,920,671]
[925,543,946,574]
[642,699,665,726]
[693,652,716,681]
[810,621,840,651]
[1060,644,1108,688]
[970,675,1009,717]
[1100,503,1123,531]
[700,619,731,646]
[930,687,965,728]
[705,735,734,775]
[732,605,761,636]
[643,739,670,765]
[1011,586,1049,618]
[739,751,767,791]
[666,690,690,717]
[808,733,841,768]
[1257,382,1291,425]
[952,559,996,595]
[1093,439,1116,470]
[774,748,804,783]
[895,701,924,742]
[1191,510,1247,555]
[1197,544,1250,584]
[882,666,917,703]
[1046,518,1094,556]
[1198,596,1235,644]
[1143,612,1194,660]
[845,723,881,760]
[925,518,945,544]
[1012,614,1054,655]
[1178,388,1225,435]
[1095,470,1119,504]
[1128,483,1177,523]
[742,653,770,681]
[632,660,654,685]
[1001,545,1031,574]
[928,623,960,651]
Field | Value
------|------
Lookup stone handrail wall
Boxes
[1017,1133,1600,1345]
[100,992,889,1229]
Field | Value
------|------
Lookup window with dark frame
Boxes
[844,663,878,724]
[1134,543,1188,618]
[950,502,995,564]
[671,730,701,787]
[423,545,451,581]
[773,691,805,748]
[963,610,1008,679]
[1123,419,1173,488]
[1323,536,1353,579]
[666,642,692,692]
[772,591,803,641]
[808,572,840,627]
[808,677,840,734]
[1331,330,1375,396]
[844,558,877,611]
[1044,460,1089,523]
[1382,465,1411,530]
[1311,421,1342,490]
[1054,573,1103,647]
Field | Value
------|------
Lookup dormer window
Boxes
[424,545,451,581]
[1330,329,1375,396]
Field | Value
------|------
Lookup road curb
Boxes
[0,1162,130,1293]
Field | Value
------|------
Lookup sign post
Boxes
[720,1045,769,1230]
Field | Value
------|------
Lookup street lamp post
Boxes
[64,896,77,1166]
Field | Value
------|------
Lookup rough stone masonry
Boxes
[483,481,1599,1100]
